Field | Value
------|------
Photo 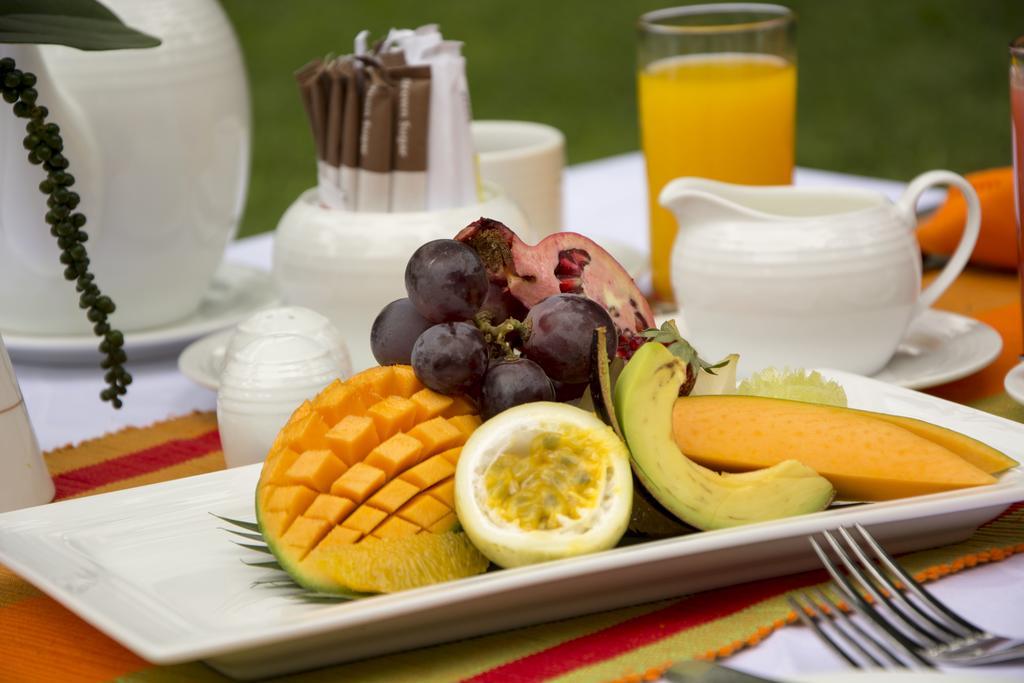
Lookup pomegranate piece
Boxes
[455,218,655,359]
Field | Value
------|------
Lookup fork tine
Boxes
[788,594,863,668]
[812,588,899,668]
[810,536,935,668]
[853,524,981,637]
[836,527,956,644]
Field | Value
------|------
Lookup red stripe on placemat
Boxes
[464,569,828,683]
[52,430,222,500]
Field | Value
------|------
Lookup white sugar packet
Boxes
[419,40,477,210]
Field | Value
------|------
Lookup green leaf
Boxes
[0,0,161,50]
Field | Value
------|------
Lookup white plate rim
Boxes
[0,370,1021,667]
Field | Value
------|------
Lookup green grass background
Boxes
[220,0,1024,237]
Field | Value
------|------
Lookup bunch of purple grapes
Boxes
[371,239,616,419]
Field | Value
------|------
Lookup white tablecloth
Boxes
[9,153,1024,680]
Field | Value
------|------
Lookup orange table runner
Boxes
[1,268,1022,682]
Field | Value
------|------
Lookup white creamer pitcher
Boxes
[661,171,981,376]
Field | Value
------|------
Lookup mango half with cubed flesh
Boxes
[671,395,1006,501]
[255,365,489,594]
[613,342,835,530]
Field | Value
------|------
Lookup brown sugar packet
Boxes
[319,59,348,208]
[387,65,431,212]
[337,57,363,211]
[356,63,395,212]
[294,58,326,160]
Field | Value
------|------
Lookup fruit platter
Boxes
[1,219,1021,679]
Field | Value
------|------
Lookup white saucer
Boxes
[4,263,280,365]
[1006,360,1024,406]
[653,308,1002,391]
[178,328,233,390]
[873,309,1002,389]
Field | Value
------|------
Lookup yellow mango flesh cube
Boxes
[348,366,394,400]
[388,365,424,398]
[330,462,386,503]
[314,380,367,424]
[372,515,420,539]
[398,493,451,528]
[342,504,388,534]
[442,395,477,417]
[284,410,330,452]
[411,389,454,421]
[401,454,455,489]
[446,414,482,441]
[438,447,462,465]
[259,510,293,538]
[267,484,319,517]
[326,415,380,467]
[316,525,362,549]
[673,395,998,500]
[282,516,333,557]
[427,511,459,534]
[366,396,419,440]
[286,449,348,492]
[426,479,455,508]
[367,478,421,513]
[364,432,425,479]
[407,417,464,456]
[257,484,276,511]
[305,494,356,524]
[261,448,300,485]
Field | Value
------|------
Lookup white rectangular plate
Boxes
[1,371,1022,680]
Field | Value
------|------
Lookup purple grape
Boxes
[405,239,488,323]
[480,358,555,419]
[522,294,615,384]
[411,322,489,395]
[551,379,589,402]
[370,298,434,366]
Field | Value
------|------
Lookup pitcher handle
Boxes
[897,170,980,315]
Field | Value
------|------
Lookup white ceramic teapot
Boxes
[0,0,250,335]
[662,171,981,376]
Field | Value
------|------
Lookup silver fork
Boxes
[788,588,931,669]
[807,524,1024,666]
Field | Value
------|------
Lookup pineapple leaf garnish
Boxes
[219,528,265,542]
[232,541,274,554]
[641,320,727,375]
[210,513,261,532]
[219,517,370,602]
[242,559,284,570]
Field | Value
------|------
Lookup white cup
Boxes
[471,120,565,236]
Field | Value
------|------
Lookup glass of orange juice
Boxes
[638,4,797,302]
[1012,35,1024,353]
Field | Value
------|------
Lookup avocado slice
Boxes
[613,342,835,530]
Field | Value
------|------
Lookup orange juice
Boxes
[1012,75,1024,349]
[639,54,796,301]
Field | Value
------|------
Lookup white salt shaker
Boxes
[223,306,352,377]
[217,334,343,469]
[0,338,54,511]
